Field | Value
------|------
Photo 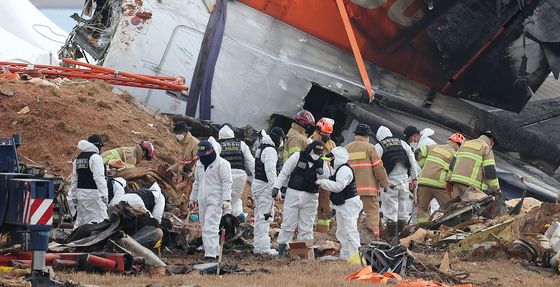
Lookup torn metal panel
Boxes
[449,220,515,253]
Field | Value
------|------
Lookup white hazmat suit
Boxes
[114,182,166,223]
[273,151,330,245]
[108,177,127,207]
[375,126,418,222]
[190,148,233,258]
[251,134,279,254]
[69,140,108,228]
[216,126,255,217]
[317,147,363,260]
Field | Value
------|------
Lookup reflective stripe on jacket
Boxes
[101,145,143,168]
[447,135,500,191]
[416,141,459,189]
[284,123,309,160]
[345,135,389,195]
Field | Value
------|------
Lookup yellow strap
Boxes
[349,151,367,161]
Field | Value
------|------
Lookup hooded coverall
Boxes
[190,152,233,258]
[375,126,418,223]
[317,147,363,260]
[216,125,255,217]
[251,134,279,254]
[273,151,330,245]
[114,182,166,247]
[69,140,109,228]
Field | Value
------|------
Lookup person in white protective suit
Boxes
[113,182,166,247]
[375,126,418,238]
[113,182,165,223]
[215,125,255,221]
[107,177,127,206]
[251,127,285,256]
[68,134,108,228]
[316,147,363,260]
[418,128,437,150]
[273,141,330,259]
[189,140,233,259]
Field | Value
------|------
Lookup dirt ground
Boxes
[0,78,181,176]
[52,250,560,287]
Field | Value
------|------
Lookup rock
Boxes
[16,106,30,115]
[0,87,14,97]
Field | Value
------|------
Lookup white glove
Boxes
[315,179,324,187]
[222,201,231,209]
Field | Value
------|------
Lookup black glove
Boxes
[281,186,287,199]
[271,187,280,199]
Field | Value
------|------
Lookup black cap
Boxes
[87,134,104,147]
[481,130,498,146]
[172,121,191,134]
[307,140,325,154]
[403,126,420,139]
[269,127,285,147]
[197,140,215,157]
[354,124,371,135]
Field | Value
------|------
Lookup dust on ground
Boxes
[0,78,181,177]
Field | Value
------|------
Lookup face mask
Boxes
[176,134,185,141]
[310,153,320,161]
[321,134,330,143]
[199,152,217,169]
[279,140,284,148]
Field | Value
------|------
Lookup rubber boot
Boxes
[277,243,288,259]
[386,222,398,240]
[397,220,406,237]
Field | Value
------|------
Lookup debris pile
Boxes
[0,78,181,175]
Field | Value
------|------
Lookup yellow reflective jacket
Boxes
[283,123,308,160]
[101,145,143,168]
[416,141,459,189]
[345,135,389,196]
[447,135,500,191]
[176,132,200,176]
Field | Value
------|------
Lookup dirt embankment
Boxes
[0,78,181,176]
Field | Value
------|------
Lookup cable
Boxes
[32,24,66,44]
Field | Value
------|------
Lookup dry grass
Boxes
[57,257,359,287]
[52,250,560,287]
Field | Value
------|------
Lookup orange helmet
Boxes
[448,133,466,145]
[317,117,334,135]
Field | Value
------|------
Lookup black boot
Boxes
[277,243,288,259]
[397,220,406,236]
[386,221,398,239]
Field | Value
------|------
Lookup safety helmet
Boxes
[295,110,316,128]
[448,133,466,145]
[317,117,334,135]
[140,141,155,160]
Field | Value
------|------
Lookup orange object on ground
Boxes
[345,266,476,287]
[334,0,374,99]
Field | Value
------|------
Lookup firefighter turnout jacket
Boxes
[345,135,389,195]
[416,141,460,189]
[447,135,500,192]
